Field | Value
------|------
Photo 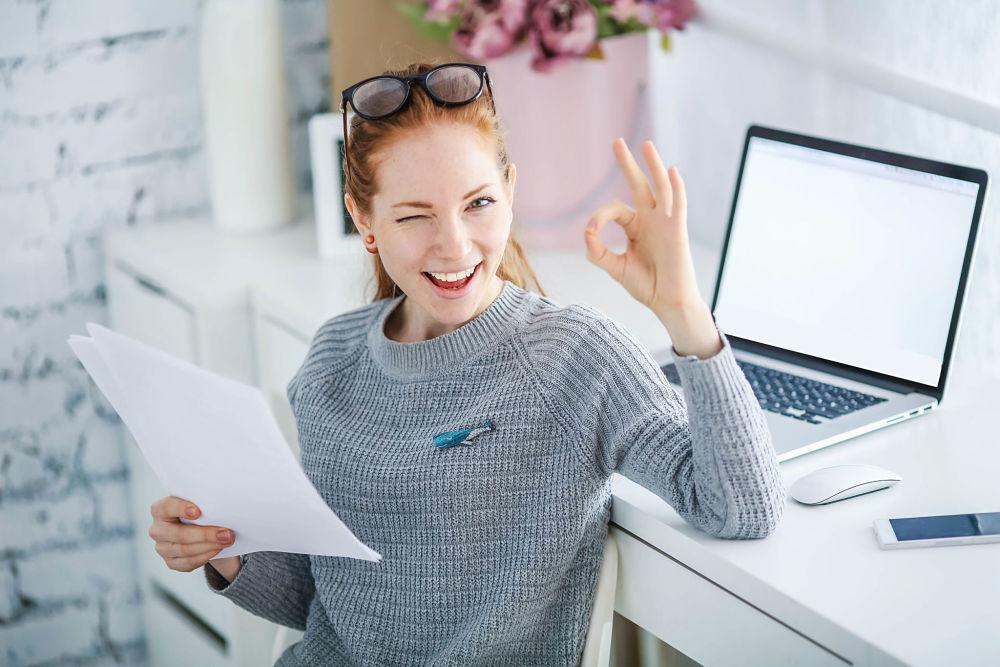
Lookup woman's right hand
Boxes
[149,496,240,580]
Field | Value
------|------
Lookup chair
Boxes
[270,532,619,666]
[271,624,303,665]
[582,529,619,667]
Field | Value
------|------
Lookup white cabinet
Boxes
[104,218,320,667]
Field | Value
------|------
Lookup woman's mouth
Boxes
[422,261,482,298]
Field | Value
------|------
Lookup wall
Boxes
[650,0,1000,396]
[0,1,328,664]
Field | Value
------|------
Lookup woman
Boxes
[147,61,785,666]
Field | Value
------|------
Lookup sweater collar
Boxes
[366,279,528,380]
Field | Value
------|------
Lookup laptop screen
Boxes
[714,135,981,388]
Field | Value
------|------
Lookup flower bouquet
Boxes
[397,0,696,72]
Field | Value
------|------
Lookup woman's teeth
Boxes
[427,266,476,282]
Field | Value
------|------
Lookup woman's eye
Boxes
[469,196,496,211]
[396,197,495,223]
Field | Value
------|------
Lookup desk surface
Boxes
[611,376,1000,667]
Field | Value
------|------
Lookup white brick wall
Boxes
[0,1,329,664]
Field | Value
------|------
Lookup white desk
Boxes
[108,218,1000,666]
[611,377,1000,666]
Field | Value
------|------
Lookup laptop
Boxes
[656,125,989,462]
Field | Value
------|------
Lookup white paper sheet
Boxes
[67,322,382,562]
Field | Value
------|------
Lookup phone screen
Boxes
[889,511,1000,541]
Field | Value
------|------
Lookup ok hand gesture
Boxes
[584,138,721,359]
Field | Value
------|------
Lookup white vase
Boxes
[199,0,296,234]
[485,32,651,251]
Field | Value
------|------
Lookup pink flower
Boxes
[425,0,463,22]
[604,0,695,31]
[648,0,695,30]
[606,0,655,25]
[527,0,598,72]
[452,0,530,60]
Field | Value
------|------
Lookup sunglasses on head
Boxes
[340,63,496,178]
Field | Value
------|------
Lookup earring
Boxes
[364,234,377,254]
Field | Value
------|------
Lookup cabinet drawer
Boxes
[145,578,228,667]
[106,262,197,363]
[611,526,849,666]
[254,314,310,459]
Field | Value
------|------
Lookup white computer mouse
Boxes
[789,464,902,505]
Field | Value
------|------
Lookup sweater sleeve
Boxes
[203,551,315,630]
[524,306,785,539]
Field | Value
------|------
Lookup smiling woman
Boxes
[197,59,784,667]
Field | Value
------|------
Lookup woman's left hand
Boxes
[584,138,721,358]
[584,138,701,312]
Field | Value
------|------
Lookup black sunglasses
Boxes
[340,63,496,178]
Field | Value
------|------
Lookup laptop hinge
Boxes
[729,336,926,397]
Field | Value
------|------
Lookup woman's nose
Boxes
[434,217,473,256]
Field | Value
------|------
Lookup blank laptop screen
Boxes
[714,136,980,387]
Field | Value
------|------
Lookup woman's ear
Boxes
[505,163,516,205]
[344,193,370,236]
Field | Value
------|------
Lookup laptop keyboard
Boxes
[659,360,888,425]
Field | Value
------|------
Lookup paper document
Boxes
[67,322,382,562]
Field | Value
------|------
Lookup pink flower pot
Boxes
[485,32,651,251]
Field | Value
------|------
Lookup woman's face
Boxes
[346,123,516,340]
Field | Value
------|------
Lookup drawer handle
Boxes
[134,275,166,296]
[150,579,227,652]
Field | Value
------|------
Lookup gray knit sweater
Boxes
[203,280,785,666]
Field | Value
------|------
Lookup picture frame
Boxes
[308,111,359,258]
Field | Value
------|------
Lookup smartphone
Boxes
[873,511,1000,549]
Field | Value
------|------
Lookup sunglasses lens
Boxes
[426,65,482,103]
[352,77,408,117]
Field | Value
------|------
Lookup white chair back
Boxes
[581,530,619,667]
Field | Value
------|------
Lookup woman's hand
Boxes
[148,496,240,580]
[584,138,722,359]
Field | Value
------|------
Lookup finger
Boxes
[588,199,638,240]
[151,496,200,522]
[156,540,227,560]
[584,200,635,282]
[166,551,221,573]
[668,165,687,219]
[641,140,672,213]
[613,138,655,210]
[151,521,234,545]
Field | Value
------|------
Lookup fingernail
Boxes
[217,530,231,542]
[186,506,198,518]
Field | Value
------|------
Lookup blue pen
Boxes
[433,419,495,449]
